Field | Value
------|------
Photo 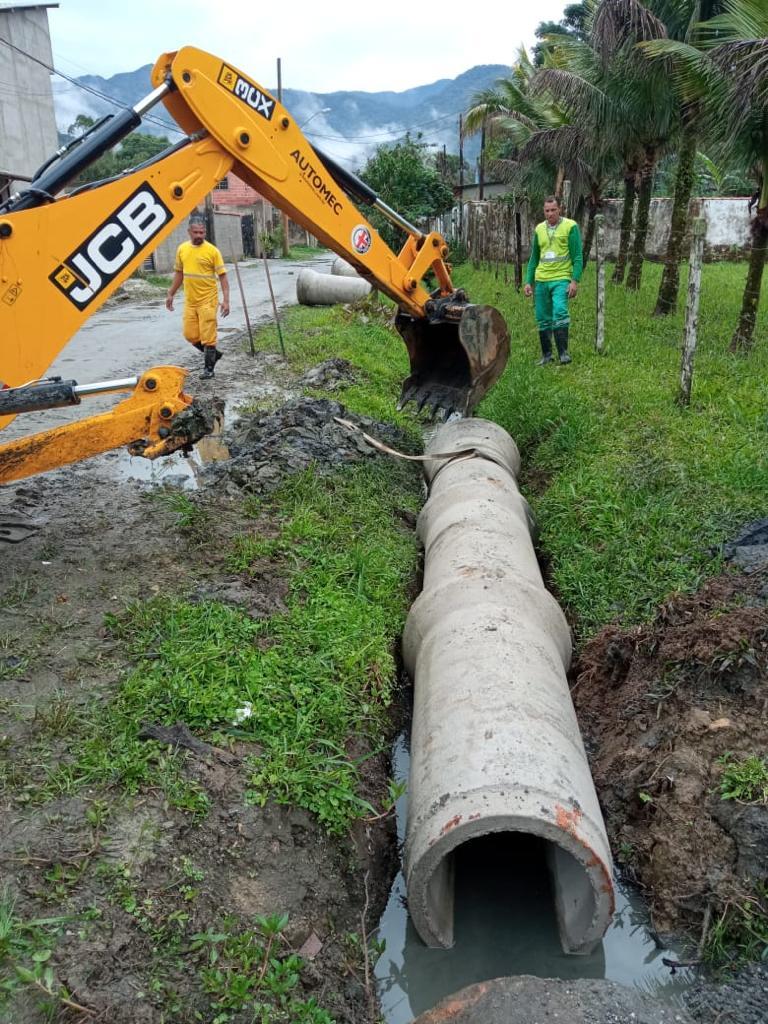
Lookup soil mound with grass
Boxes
[203,397,410,495]
[572,567,768,954]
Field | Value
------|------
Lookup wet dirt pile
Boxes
[202,396,412,496]
[572,566,768,946]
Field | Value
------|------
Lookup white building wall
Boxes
[0,5,58,186]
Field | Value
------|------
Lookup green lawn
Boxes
[461,261,768,635]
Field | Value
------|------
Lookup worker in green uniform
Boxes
[524,196,583,365]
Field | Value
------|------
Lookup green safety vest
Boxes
[534,218,577,282]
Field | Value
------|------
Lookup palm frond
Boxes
[591,0,668,59]
[531,68,608,125]
[638,37,715,104]
[699,0,768,44]
[517,126,588,165]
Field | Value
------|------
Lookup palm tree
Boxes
[637,0,726,316]
[530,0,681,291]
[644,0,768,349]
[513,112,620,263]
[590,0,677,291]
[463,47,570,190]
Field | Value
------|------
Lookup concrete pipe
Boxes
[403,419,614,956]
[296,268,371,306]
[331,257,362,277]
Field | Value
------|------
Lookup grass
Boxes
[703,886,768,967]
[719,753,768,804]
[460,260,768,636]
[286,244,328,261]
[111,462,420,832]
[132,270,173,289]
[0,888,82,1011]
[17,460,420,835]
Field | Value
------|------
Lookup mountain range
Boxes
[53,63,510,173]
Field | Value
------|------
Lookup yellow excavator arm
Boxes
[0,47,509,485]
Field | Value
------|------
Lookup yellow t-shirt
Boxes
[174,240,226,306]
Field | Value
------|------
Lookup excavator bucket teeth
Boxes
[395,304,510,419]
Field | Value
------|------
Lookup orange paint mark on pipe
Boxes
[439,814,462,836]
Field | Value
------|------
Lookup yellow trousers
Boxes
[183,301,218,347]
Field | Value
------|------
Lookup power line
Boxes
[0,35,183,136]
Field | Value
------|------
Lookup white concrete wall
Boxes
[0,6,58,186]
[598,197,753,260]
[444,197,754,263]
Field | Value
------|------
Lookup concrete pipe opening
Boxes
[411,817,609,957]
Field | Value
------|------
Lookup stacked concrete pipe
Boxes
[403,419,614,955]
[296,267,371,305]
[331,256,362,277]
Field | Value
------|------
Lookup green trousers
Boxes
[534,279,570,331]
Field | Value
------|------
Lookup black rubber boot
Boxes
[200,346,217,379]
[554,326,572,364]
[192,342,204,353]
[214,349,223,364]
[537,330,553,365]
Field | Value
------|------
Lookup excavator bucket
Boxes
[395,302,510,419]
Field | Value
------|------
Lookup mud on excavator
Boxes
[0,47,510,487]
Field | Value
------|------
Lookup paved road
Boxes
[3,252,334,441]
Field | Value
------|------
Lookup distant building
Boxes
[211,171,264,211]
[455,181,509,202]
[0,2,59,203]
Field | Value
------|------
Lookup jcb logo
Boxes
[50,184,171,309]
[218,63,275,121]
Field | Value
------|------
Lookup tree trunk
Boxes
[626,146,656,291]
[730,209,768,352]
[655,128,697,316]
[678,218,705,406]
[612,170,636,284]
[514,205,523,291]
[554,165,565,199]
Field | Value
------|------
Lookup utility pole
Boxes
[479,116,486,201]
[277,57,290,258]
[458,114,465,241]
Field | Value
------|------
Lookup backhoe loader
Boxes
[0,47,509,488]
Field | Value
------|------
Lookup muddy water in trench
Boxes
[376,735,691,1024]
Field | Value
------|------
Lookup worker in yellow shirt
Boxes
[165,214,230,379]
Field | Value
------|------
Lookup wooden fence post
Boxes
[595,214,605,353]
[678,217,705,406]
[514,203,523,291]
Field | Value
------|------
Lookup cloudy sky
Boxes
[48,0,570,92]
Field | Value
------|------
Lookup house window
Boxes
[214,177,229,190]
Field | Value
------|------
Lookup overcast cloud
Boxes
[48,0,569,93]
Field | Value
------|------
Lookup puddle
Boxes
[376,735,692,1024]
[109,405,233,490]
[107,385,291,489]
